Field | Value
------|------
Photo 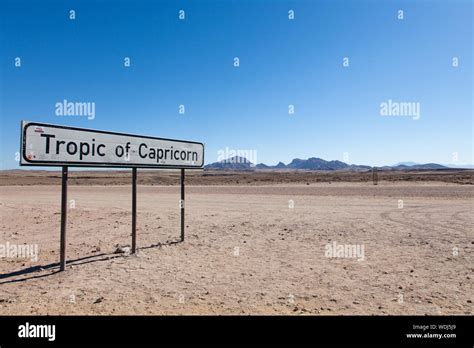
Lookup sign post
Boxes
[132,168,137,254]
[60,166,68,271]
[180,169,185,242]
[20,121,204,271]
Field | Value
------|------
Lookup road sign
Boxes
[19,120,203,271]
[20,121,204,168]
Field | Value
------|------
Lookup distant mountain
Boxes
[255,163,269,169]
[275,162,286,169]
[286,158,348,170]
[204,156,254,170]
[389,163,448,170]
[391,162,471,169]
[347,164,373,171]
[204,157,450,171]
[444,164,474,169]
[394,161,419,166]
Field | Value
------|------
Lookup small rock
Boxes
[114,246,131,255]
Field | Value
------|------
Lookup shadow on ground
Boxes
[0,240,181,285]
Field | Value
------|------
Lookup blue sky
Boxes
[1,0,472,169]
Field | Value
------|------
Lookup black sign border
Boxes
[20,121,205,169]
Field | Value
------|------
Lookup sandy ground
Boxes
[0,182,472,315]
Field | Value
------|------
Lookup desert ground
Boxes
[0,170,472,315]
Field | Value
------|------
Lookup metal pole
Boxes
[132,168,137,254]
[180,169,185,242]
[60,166,68,271]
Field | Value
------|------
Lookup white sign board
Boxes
[20,121,204,168]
